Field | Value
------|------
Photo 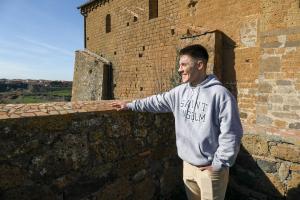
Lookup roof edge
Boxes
[76,49,111,65]
[77,0,97,9]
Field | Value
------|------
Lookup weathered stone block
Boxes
[240,18,258,47]
[256,115,273,125]
[278,162,290,182]
[132,169,147,183]
[286,98,300,106]
[286,40,300,47]
[256,159,277,173]
[123,138,146,157]
[257,95,268,103]
[272,112,299,120]
[114,157,147,176]
[98,140,121,161]
[274,120,287,129]
[283,105,290,111]
[86,163,113,179]
[287,172,300,191]
[133,177,156,200]
[2,185,55,200]
[289,122,300,129]
[241,135,269,156]
[95,178,133,200]
[290,163,300,171]
[53,133,89,170]
[260,57,281,72]
[106,114,132,137]
[276,80,292,85]
[160,166,183,199]
[240,112,248,119]
[291,106,300,110]
[52,175,77,190]
[269,95,283,103]
[261,41,281,48]
[270,143,300,163]
[265,173,285,196]
[0,165,25,190]
[88,130,105,142]
[258,82,273,93]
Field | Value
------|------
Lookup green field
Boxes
[0,88,72,104]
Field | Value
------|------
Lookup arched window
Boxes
[106,14,111,33]
[149,0,158,20]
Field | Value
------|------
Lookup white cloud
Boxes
[17,36,74,56]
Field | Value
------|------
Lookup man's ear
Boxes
[196,60,204,70]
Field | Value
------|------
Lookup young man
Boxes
[111,44,243,200]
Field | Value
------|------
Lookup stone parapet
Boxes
[0,101,115,119]
[0,100,299,199]
[0,101,183,200]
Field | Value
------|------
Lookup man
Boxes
[111,44,243,200]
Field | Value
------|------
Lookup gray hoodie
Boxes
[127,75,243,171]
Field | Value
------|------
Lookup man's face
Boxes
[178,55,201,84]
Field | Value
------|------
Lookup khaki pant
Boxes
[183,161,229,200]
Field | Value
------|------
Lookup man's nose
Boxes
[178,65,183,72]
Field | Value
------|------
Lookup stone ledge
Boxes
[1,102,299,143]
[0,100,119,120]
[243,123,300,144]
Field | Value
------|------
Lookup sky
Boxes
[0,0,87,81]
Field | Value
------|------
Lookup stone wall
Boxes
[230,127,300,200]
[0,102,184,200]
[72,50,112,101]
[0,102,299,199]
[257,0,300,131]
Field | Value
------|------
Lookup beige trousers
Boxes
[183,161,229,200]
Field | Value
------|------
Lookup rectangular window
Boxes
[106,14,111,33]
[149,0,158,20]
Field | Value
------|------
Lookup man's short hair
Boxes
[179,44,209,62]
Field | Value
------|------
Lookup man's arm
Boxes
[111,89,176,113]
[211,96,243,171]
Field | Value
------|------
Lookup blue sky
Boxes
[0,0,86,81]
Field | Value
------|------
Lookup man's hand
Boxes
[110,100,130,111]
[198,165,213,172]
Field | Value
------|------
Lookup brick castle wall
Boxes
[84,0,180,98]
[80,0,300,130]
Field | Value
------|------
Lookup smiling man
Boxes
[111,44,243,200]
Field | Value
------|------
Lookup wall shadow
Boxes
[102,63,114,100]
[219,31,238,99]
[226,145,299,200]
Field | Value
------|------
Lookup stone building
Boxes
[74,0,300,130]
[0,1,299,199]
[71,0,300,199]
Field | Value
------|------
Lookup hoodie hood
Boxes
[188,74,222,89]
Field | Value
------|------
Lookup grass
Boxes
[47,89,72,97]
[21,96,50,103]
[0,88,72,104]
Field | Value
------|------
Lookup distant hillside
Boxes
[0,79,72,104]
